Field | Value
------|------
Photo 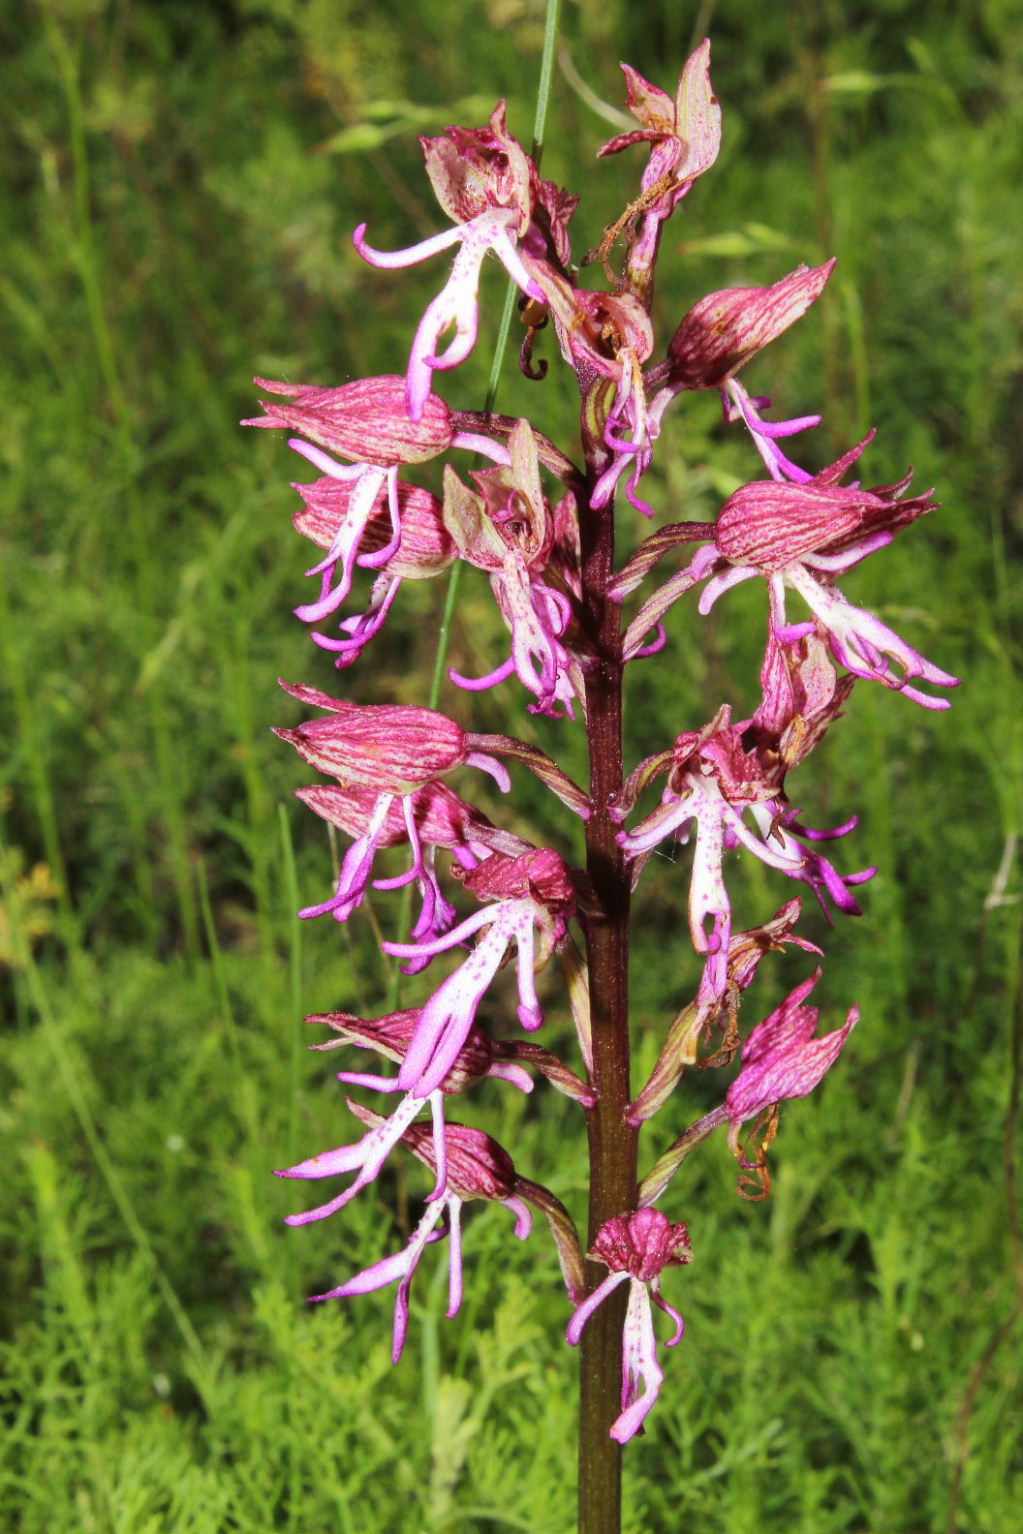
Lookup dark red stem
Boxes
[577,481,638,1534]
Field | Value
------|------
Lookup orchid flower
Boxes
[284,475,453,649]
[617,708,873,998]
[725,970,858,1130]
[638,969,858,1208]
[627,898,822,1124]
[308,1116,532,1364]
[622,440,959,706]
[275,1012,533,1220]
[567,1209,692,1442]
[595,41,722,292]
[383,849,576,1096]
[353,105,549,419]
[701,444,959,706]
[291,779,528,964]
[627,260,839,497]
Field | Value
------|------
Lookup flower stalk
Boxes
[577,484,637,1528]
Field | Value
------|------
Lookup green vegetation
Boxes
[1,2,1020,1530]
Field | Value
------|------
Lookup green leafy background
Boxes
[1,2,1020,1530]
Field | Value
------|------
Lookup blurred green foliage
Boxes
[1,1,1021,1530]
